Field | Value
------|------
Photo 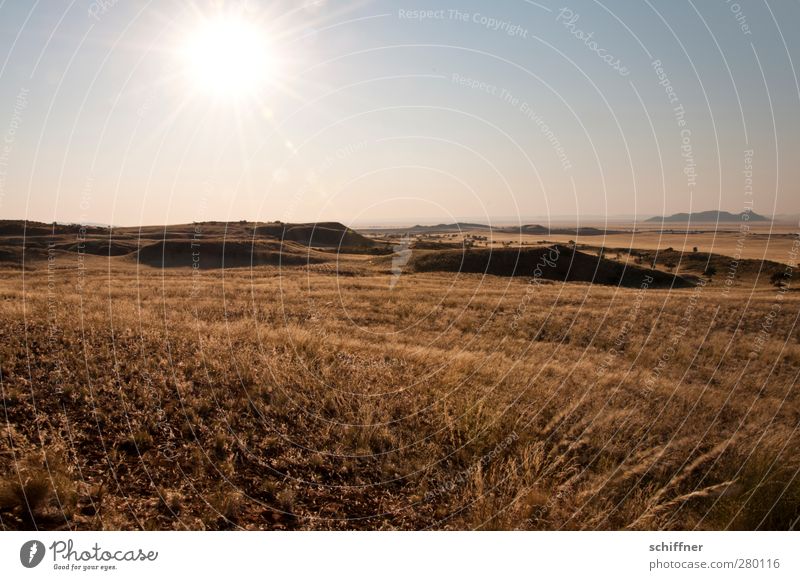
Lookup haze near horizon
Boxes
[0,1,798,226]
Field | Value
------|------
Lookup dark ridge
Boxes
[516,224,548,234]
[510,225,620,236]
[255,221,378,248]
[136,240,325,269]
[53,239,140,256]
[410,240,465,250]
[410,245,694,288]
[0,246,65,264]
[407,222,492,232]
[0,220,109,237]
[611,247,787,278]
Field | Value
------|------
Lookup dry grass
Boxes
[1,250,799,530]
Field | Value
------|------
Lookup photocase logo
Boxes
[20,540,46,568]
[389,234,413,289]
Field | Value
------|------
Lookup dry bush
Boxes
[0,449,77,528]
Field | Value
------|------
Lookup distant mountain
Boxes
[645,210,769,223]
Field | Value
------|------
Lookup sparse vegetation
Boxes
[1,223,798,531]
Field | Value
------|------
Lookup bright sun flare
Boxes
[181,15,274,99]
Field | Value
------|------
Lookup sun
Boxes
[180,14,275,99]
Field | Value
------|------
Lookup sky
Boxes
[0,0,798,227]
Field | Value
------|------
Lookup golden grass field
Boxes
[1,222,799,530]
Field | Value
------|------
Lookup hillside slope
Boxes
[411,245,694,288]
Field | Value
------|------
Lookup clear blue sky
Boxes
[0,0,798,226]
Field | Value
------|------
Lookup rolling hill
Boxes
[410,244,694,288]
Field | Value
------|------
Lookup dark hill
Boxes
[510,225,616,236]
[255,222,377,248]
[136,240,325,269]
[407,222,491,233]
[0,220,109,237]
[410,245,694,288]
[53,239,140,256]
